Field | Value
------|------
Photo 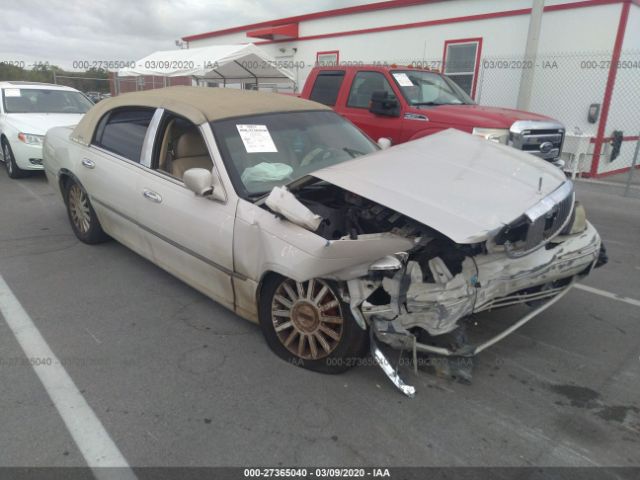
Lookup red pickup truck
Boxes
[300,65,565,166]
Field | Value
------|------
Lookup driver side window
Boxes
[347,71,396,109]
[152,113,213,180]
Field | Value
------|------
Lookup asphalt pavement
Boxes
[0,170,639,469]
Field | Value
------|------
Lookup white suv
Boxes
[0,81,93,178]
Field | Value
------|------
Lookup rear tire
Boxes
[64,179,109,244]
[2,141,24,179]
[258,274,368,374]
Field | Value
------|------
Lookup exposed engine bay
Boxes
[289,178,485,280]
[261,179,604,396]
[292,180,434,241]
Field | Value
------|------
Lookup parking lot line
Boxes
[575,283,640,308]
[0,274,137,479]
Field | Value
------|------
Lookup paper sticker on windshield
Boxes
[4,88,21,97]
[392,73,414,87]
[236,124,278,153]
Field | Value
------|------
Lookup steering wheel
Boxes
[300,145,345,167]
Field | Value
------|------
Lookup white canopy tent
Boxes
[116,43,296,89]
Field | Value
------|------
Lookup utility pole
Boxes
[517,0,545,111]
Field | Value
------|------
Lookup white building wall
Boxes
[299,0,535,38]
[189,1,621,92]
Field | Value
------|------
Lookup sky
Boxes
[0,0,385,70]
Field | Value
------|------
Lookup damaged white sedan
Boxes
[43,87,605,396]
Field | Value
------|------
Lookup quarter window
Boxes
[347,71,396,109]
[95,108,154,162]
[308,71,345,106]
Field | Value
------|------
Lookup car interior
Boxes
[156,116,213,180]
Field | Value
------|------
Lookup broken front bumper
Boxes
[362,221,601,358]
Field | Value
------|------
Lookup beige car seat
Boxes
[171,131,213,179]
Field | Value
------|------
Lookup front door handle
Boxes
[81,158,95,169]
[142,189,162,203]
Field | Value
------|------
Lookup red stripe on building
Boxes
[183,0,630,44]
[183,0,443,42]
[590,1,631,176]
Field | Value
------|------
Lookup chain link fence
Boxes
[110,74,192,95]
[476,50,640,178]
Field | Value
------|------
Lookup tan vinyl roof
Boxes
[71,86,330,146]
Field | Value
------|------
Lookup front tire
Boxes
[258,275,367,374]
[2,141,24,179]
[64,179,109,244]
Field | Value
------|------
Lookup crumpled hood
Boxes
[5,113,85,136]
[310,129,567,244]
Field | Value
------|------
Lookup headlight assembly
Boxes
[472,127,509,144]
[18,133,44,145]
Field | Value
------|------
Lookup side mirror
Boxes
[377,137,392,150]
[184,168,225,201]
[369,90,400,117]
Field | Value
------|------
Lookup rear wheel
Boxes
[64,179,109,244]
[258,275,367,374]
[2,141,24,179]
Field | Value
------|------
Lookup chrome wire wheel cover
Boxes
[271,278,344,360]
[68,184,91,234]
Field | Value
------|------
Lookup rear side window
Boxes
[95,108,154,162]
[308,71,345,106]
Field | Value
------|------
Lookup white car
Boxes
[43,87,605,396]
[0,81,93,178]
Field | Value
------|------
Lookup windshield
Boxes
[2,88,93,114]
[212,110,378,198]
[390,70,474,106]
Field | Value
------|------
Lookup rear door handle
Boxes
[142,189,162,203]
[81,158,95,169]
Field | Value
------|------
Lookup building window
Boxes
[309,70,345,106]
[316,50,339,67]
[442,38,482,99]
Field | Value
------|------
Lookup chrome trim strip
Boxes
[198,123,229,203]
[509,120,565,134]
[404,113,428,121]
[140,108,165,168]
[505,181,576,258]
[525,180,574,222]
[91,197,247,281]
[509,120,565,161]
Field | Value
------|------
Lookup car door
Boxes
[340,71,404,144]
[78,107,157,253]
[134,112,237,309]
